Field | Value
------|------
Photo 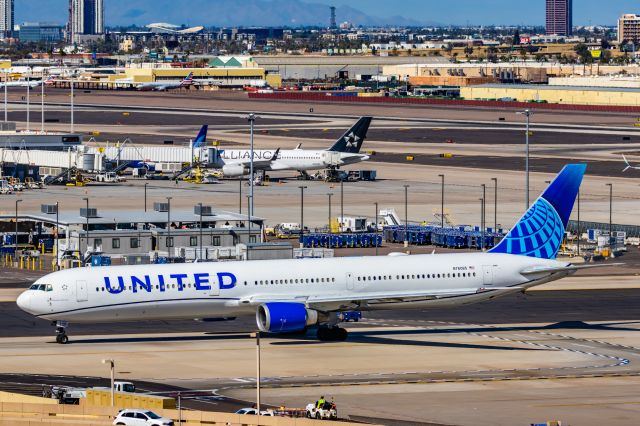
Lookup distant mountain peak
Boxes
[16,0,429,27]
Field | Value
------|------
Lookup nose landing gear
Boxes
[53,321,69,344]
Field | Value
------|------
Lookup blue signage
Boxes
[103,272,237,294]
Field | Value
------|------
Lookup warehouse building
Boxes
[253,55,449,80]
[461,83,640,107]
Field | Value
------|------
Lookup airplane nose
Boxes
[16,291,31,312]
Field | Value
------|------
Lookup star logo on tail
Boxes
[344,132,360,149]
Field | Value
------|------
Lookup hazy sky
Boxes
[14,0,640,26]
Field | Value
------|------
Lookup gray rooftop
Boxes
[1,209,263,227]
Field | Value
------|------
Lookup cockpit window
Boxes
[29,284,50,291]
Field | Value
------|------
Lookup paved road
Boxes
[371,154,631,178]
[3,289,640,339]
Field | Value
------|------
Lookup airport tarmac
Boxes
[2,89,640,424]
[1,162,638,233]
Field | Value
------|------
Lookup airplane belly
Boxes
[44,298,245,323]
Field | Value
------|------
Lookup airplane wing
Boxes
[241,287,498,311]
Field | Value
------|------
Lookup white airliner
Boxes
[18,164,598,344]
[209,117,372,177]
[136,73,194,91]
[0,75,54,88]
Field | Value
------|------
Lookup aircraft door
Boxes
[76,280,88,302]
[482,265,494,286]
[346,272,354,291]
[322,151,341,167]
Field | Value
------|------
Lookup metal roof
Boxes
[0,209,263,227]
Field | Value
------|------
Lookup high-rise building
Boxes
[0,0,14,38]
[546,0,572,36]
[69,0,104,42]
[618,14,640,45]
[330,6,336,29]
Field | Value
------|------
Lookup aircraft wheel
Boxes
[56,334,69,344]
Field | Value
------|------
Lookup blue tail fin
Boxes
[489,164,586,259]
[193,125,208,148]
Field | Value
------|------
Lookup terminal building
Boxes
[108,59,282,88]
[0,204,271,264]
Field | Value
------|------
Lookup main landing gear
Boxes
[54,321,69,344]
[317,326,348,342]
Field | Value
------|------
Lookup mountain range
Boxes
[17,0,433,27]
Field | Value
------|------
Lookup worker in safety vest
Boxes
[316,396,326,409]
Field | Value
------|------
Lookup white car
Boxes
[235,407,274,416]
[113,409,174,426]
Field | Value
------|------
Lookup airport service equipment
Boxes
[18,164,609,344]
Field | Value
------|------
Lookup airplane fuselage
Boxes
[215,149,368,172]
[17,253,567,324]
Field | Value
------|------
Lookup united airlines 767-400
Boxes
[18,164,601,343]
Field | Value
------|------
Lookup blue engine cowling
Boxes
[256,302,319,333]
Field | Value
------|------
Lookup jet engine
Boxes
[256,302,319,333]
[222,164,247,177]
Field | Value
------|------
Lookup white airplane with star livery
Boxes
[17,164,612,344]
[209,117,372,177]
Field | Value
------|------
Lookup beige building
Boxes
[618,13,640,44]
[461,84,640,106]
[110,66,282,88]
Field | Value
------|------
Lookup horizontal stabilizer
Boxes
[520,263,623,275]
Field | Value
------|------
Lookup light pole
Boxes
[26,81,30,132]
[82,197,89,255]
[238,177,242,215]
[340,180,344,233]
[404,185,409,247]
[374,201,379,256]
[144,183,148,212]
[606,183,613,250]
[70,77,74,133]
[481,184,486,249]
[479,197,485,251]
[14,199,22,252]
[41,74,45,132]
[299,186,307,248]
[438,174,444,229]
[252,332,262,415]
[247,113,258,242]
[517,109,533,208]
[577,190,581,256]
[4,69,7,122]
[491,177,497,230]
[327,193,333,235]
[55,201,59,270]
[166,197,172,257]
[198,202,203,261]
[101,359,115,407]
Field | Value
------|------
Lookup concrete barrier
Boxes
[0,400,366,426]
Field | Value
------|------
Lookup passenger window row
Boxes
[357,272,477,282]
[246,277,336,286]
